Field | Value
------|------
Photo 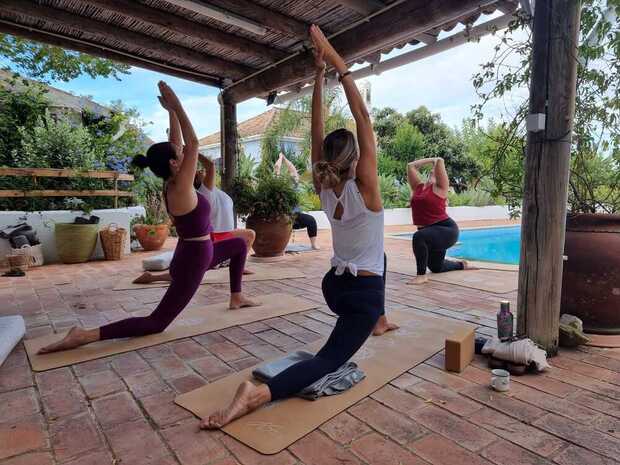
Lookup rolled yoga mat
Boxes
[25,293,317,372]
[175,309,473,455]
[113,265,306,291]
[0,316,26,367]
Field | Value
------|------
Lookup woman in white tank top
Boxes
[201,25,397,429]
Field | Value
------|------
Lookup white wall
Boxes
[0,207,145,264]
[303,205,511,230]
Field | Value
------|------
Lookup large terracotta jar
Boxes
[133,224,170,251]
[245,215,292,257]
[561,213,620,334]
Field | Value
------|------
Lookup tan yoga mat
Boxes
[388,258,517,293]
[113,265,306,291]
[175,310,472,455]
[25,293,317,372]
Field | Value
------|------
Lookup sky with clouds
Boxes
[40,14,528,142]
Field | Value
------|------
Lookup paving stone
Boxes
[460,385,546,423]
[410,433,494,465]
[105,419,174,465]
[170,373,207,394]
[1,452,54,465]
[124,369,171,398]
[79,369,125,399]
[190,356,233,381]
[41,385,86,419]
[288,430,361,465]
[161,420,228,465]
[351,433,429,465]
[407,380,484,417]
[92,391,142,429]
[0,415,48,460]
[0,363,33,393]
[320,412,372,445]
[349,398,427,445]
[0,388,39,423]
[220,434,297,465]
[481,439,554,465]
[50,412,103,462]
[171,339,211,360]
[553,445,620,465]
[468,407,564,457]
[140,391,193,427]
[410,405,497,452]
[371,384,426,415]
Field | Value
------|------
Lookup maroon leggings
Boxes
[100,237,246,340]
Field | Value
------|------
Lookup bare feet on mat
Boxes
[37,327,98,354]
[407,275,429,285]
[372,315,400,336]
[200,381,270,429]
[229,293,261,310]
[460,260,478,270]
[242,268,254,275]
[133,271,155,284]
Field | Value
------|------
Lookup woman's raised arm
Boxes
[311,47,326,193]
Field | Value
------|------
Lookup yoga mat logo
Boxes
[247,421,282,435]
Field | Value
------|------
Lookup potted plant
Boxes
[55,198,100,264]
[231,172,299,257]
[132,179,169,251]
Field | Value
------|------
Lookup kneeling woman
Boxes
[201,25,395,429]
[39,82,257,355]
[406,157,473,285]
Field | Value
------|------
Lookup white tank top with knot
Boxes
[319,179,384,276]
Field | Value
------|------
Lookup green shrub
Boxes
[448,188,496,207]
[230,171,299,221]
[298,182,321,211]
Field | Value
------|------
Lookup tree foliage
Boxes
[1,34,130,82]
[472,1,620,214]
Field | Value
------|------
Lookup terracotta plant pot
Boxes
[561,213,620,334]
[245,215,292,257]
[133,224,170,251]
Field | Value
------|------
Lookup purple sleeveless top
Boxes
[165,189,213,239]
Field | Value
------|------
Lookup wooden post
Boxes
[516,0,581,356]
[219,91,238,193]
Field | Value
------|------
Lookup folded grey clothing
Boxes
[252,350,366,400]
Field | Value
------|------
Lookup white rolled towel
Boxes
[142,251,174,271]
[0,315,26,367]
[482,337,550,371]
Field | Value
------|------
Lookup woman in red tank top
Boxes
[407,157,473,284]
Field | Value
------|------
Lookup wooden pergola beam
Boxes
[2,0,254,80]
[218,0,309,38]
[226,0,498,102]
[517,0,581,355]
[219,92,237,193]
[0,21,221,87]
[85,0,288,62]
[338,0,385,16]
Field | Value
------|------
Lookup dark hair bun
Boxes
[131,154,149,169]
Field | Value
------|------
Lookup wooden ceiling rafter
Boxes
[225,0,500,102]
[85,0,288,62]
[0,20,221,87]
[337,0,386,16]
[1,0,254,80]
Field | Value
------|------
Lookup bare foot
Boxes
[229,293,261,310]
[200,381,268,429]
[407,275,429,285]
[372,315,400,336]
[461,260,478,270]
[242,268,254,275]
[37,327,97,354]
[133,271,154,284]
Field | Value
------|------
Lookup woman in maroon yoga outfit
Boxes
[39,82,258,354]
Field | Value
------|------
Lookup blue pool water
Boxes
[394,226,521,265]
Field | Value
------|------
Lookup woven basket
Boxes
[11,244,44,267]
[55,223,99,264]
[99,223,127,261]
[7,254,31,272]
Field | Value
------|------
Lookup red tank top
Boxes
[410,183,449,226]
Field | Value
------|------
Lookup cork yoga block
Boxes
[444,327,475,373]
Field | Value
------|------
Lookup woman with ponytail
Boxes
[201,25,396,429]
[38,81,257,354]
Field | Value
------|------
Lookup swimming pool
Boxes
[392,226,521,265]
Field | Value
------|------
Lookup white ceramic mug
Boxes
[491,369,510,392]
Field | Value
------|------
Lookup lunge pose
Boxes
[274,153,320,250]
[201,26,396,429]
[133,152,255,284]
[39,82,257,354]
[406,157,474,285]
